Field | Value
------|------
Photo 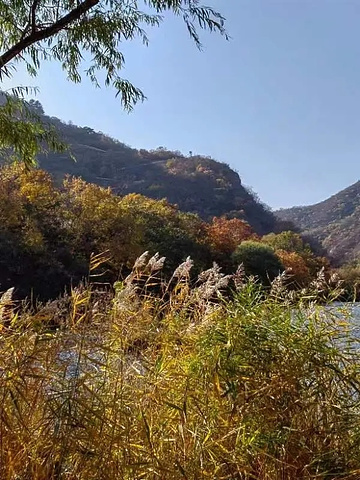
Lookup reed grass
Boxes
[0,253,359,479]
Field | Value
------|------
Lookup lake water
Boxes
[325,302,360,340]
[55,302,360,381]
[346,303,360,318]
[333,302,360,319]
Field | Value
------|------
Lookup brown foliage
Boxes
[205,216,256,255]
[275,249,311,286]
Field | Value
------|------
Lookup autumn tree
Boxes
[261,231,307,254]
[0,164,77,298]
[119,193,211,272]
[0,165,213,298]
[275,249,311,287]
[262,230,330,280]
[336,263,360,301]
[0,163,63,251]
[205,217,256,255]
[0,0,227,166]
[62,177,144,275]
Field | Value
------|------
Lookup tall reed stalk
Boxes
[0,253,359,479]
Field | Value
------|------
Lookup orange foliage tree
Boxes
[275,250,311,286]
[205,217,256,255]
[262,231,331,283]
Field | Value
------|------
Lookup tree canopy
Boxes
[232,241,284,285]
[0,0,227,166]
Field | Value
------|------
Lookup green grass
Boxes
[0,254,359,479]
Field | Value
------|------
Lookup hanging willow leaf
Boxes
[0,1,227,166]
[0,93,69,168]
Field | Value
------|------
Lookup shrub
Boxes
[232,240,284,284]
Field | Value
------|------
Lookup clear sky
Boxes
[3,0,360,209]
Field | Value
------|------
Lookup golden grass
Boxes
[0,254,359,479]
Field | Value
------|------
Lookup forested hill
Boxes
[276,181,360,265]
[21,100,277,235]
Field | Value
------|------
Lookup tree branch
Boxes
[0,0,99,69]
[31,0,41,34]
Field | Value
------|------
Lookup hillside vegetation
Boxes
[15,100,278,235]
[0,163,332,300]
[276,181,360,265]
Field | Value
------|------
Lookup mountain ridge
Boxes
[276,180,360,264]
[14,100,279,235]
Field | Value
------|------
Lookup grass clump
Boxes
[0,254,359,479]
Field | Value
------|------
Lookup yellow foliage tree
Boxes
[63,177,142,268]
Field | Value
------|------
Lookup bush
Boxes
[232,240,284,284]
[336,263,360,301]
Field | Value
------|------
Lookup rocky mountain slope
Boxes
[276,181,360,264]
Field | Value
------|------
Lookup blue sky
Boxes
[3,0,360,209]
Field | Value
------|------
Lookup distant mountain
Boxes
[276,181,360,265]
[14,101,278,235]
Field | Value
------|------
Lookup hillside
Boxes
[276,181,360,264]
[11,100,278,235]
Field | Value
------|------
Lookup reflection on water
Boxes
[329,302,360,338]
[348,303,360,319]
[332,302,360,318]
